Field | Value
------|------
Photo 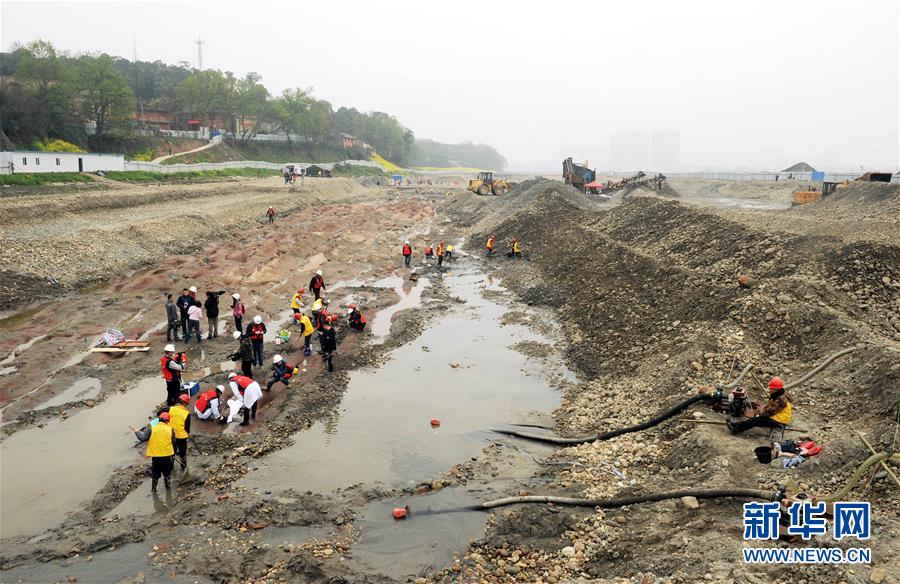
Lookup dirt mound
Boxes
[798,181,900,217]
[446,188,900,582]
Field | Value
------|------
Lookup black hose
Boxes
[493,394,713,445]
[412,487,775,516]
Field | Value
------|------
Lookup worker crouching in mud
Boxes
[348,304,366,331]
[194,385,225,423]
[146,411,176,492]
[320,316,337,373]
[266,354,295,391]
[170,394,192,470]
[228,372,263,426]
[727,377,792,434]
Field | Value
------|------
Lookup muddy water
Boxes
[369,275,430,340]
[241,269,562,494]
[34,377,101,410]
[0,542,209,583]
[0,377,163,539]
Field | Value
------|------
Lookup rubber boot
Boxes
[164,476,171,490]
[240,407,250,426]
[151,478,158,493]
[179,456,187,470]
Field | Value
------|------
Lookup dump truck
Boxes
[468,171,510,196]
[563,157,596,192]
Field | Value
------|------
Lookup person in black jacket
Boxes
[320,316,337,373]
[176,288,193,337]
[204,290,226,339]
[229,330,254,378]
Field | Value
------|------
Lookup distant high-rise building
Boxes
[650,131,681,169]
[610,132,650,170]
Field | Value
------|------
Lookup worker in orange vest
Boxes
[486,235,495,256]
[161,344,187,405]
[436,241,446,269]
[402,240,413,267]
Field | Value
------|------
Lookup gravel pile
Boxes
[444,181,900,583]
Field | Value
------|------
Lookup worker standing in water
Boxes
[161,345,187,406]
[402,240,413,267]
[320,316,337,373]
[486,235,495,256]
[146,411,176,492]
[290,288,305,315]
[169,394,192,470]
[229,330,254,377]
[309,269,326,300]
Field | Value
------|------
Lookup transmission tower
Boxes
[196,37,205,70]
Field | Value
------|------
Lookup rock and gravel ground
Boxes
[1,176,898,583]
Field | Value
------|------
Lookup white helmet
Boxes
[253,315,262,324]
[189,286,197,293]
[404,240,410,244]
[232,293,240,300]
[216,384,225,393]
[316,269,323,276]
[232,330,242,339]
[164,343,175,353]
[228,372,237,379]
[273,354,283,364]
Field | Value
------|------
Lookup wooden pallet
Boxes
[89,340,151,353]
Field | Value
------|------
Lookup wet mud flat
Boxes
[0,192,577,583]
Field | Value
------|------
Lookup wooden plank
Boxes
[89,346,151,353]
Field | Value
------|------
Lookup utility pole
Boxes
[196,37,205,70]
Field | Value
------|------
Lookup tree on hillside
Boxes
[233,72,269,143]
[177,69,233,129]
[8,40,83,145]
[15,40,64,91]
[70,54,134,139]
[273,88,332,145]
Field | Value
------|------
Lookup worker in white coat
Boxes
[227,372,262,426]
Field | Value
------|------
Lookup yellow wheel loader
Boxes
[468,171,510,196]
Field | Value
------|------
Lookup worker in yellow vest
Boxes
[290,288,305,314]
[169,394,192,469]
[727,377,793,434]
[146,411,176,492]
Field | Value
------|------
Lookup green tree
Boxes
[70,54,135,139]
[177,69,233,129]
[233,72,269,142]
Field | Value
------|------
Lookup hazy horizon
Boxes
[2,0,898,172]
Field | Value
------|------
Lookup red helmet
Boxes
[769,376,784,390]
[179,394,190,404]
[297,288,304,294]
[159,412,170,422]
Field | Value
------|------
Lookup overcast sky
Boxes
[2,0,898,171]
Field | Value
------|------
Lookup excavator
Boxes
[467,171,510,196]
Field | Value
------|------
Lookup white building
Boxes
[0,151,125,174]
